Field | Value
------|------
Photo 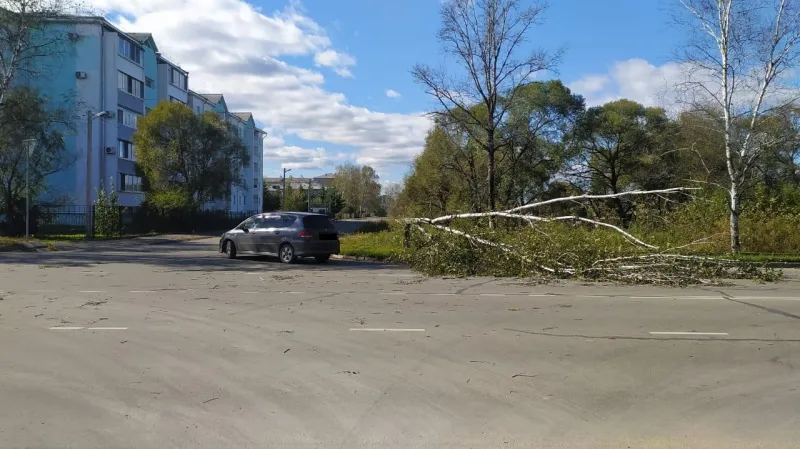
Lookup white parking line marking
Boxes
[350,328,425,332]
[432,293,456,296]
[79,290,105,293]
[49,327,84,330]
[480,293,506,297]
[88,327,128,330]
[732,296,800,301]
[384,292,407,296]
[649,332,729,336]
[130,290,154,293]
[30,289,57,293]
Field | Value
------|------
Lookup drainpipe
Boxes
[99,26,106,194]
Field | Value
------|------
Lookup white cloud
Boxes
[313,49,356,78]
[569,58,799,116]
[261,130,344,171]
[385,89,401,98]
[568,59,685,109]
[89,0,431,171]
[567,75,609,96]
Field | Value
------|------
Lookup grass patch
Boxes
[339,225,404,260]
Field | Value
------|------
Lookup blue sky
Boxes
[97,0,688,184]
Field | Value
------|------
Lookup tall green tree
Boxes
[134,102,249,210]
[412,0,560,215]
[396,125,472,217]
[498,80,585,207]
[262,185,281,212]
[568,99,676,226]
[332,162,381,217]
[279,184,308,212]
[0,87,70,228]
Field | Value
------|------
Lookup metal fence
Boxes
[30,206,257,237]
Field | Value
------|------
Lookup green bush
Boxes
[94,184,121,237]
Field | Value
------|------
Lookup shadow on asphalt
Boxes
[0,239,399,272]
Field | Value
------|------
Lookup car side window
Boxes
[239,218,256,230]
[261,217,283,229]
[252,217,270,229]
[281,215,297,227]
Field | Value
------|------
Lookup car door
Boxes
[248,217,271,254]
[236,217,259,253]
[260,216,284,255]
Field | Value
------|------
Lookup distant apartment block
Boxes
[19,15,265,213]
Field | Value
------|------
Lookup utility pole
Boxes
[307,178,312,212]
[282,167,291,208]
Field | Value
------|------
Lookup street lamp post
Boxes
[282,167,291,207]
[85,110,112,237]
[22,139,37,241]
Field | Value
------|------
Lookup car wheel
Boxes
[279,243,296,264]
[225,240,237,259]
[315,254,330,263]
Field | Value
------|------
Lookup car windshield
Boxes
[302,215,335,229]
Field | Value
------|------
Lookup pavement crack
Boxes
[717,290,800,321]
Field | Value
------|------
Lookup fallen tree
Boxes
[403,188,781,285]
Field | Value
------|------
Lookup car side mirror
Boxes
[243,228,249,233]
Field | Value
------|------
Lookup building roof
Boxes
[202,94,224,104]
[128,32,151,43]
[156,54,187,74]
[188,90,214,104]
[232,112,253,122]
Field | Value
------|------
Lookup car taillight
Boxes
[299,230,312,238]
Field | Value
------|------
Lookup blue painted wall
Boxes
[25,23,95,204]
[143,44,158,111]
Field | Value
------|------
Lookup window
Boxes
[120,174,142,192]
[145,107,151,115]
[238,217,255,230]
[118,71,144,98]
[118,37,142,64]
[170,68,187,90]
[117,108,140,129]
[262,216,283,228]
[254,162,258,173]
[196,106,201,114]
[302,215,336,229]
[253,178,258,189]
[169,96,186,105]
[253,194,259,204]
[118,140,135,160]
[145,77,153,88]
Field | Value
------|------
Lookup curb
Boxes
[331,254,382,263]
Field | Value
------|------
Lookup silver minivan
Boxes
[219,212,340,263]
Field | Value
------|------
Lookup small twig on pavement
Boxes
[202,397,218,404]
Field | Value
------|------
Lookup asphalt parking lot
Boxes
[1,237,800,448]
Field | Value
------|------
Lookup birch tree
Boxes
[675,0,800,253]
[412,0,560,216]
